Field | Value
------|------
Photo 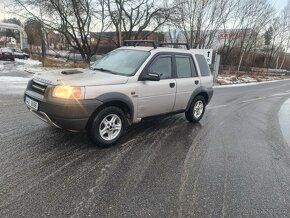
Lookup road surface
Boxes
[1,60,290,217]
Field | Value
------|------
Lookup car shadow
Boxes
[41,114,203,151]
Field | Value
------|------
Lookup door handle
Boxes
[195,80,199,85]
[169,82,175,88]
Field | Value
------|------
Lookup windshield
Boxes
[91,49,150,76]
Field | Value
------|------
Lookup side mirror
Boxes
[140,72,160,81]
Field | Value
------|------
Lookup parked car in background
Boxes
[0,48,15,61]
[8,48,30,59]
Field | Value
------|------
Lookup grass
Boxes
[30,55,90,68]
[43,58,89,68]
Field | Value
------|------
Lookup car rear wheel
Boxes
[87,106,128,148]
[185,95,206,123]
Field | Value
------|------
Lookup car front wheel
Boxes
[87,106,128,148]
[185,95,206,123]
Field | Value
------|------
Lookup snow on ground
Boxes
[0,76,30,82]
[15,58,42,66]
[214,79,290,88]
[279,98,290,146]
[0,76,30,95]
[215,74,290,87]
[15,58,42,73]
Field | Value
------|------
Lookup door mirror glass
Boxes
[140,72,160,81]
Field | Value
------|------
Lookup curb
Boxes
[214,78,290,88]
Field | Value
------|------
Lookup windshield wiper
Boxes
[92,67,117,74]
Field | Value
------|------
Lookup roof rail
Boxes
[159,43,190,50]
[124,40,157,49]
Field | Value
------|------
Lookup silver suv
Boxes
[24,41,213,147]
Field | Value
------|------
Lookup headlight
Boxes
[52,86,84,99]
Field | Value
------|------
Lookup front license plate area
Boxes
[25,97,39,111]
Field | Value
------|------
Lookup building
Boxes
[89,31,164,47]
[46,30,68,50]
[0,36,17,47]
[164,29,254,50]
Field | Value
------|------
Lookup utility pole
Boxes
[41,30,46,67]
[40,5,46,67]
[119,22,122,47]
[118,0,122,47]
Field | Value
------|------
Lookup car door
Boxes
[137,54,177,118]
[173,54,200,111]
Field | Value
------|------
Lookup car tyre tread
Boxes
[185,95,206,123]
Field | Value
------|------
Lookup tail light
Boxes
[0,50,2,55]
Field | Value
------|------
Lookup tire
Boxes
[185,95,206,123]
[87,106,128,148]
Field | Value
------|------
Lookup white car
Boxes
[24,40,213,147]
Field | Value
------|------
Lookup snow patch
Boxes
[0,76,30,82]
[15,58,42,65]
[279,98,290,146]
[214,78,290,88]
[15,58,42,72]
[216,74,289,86]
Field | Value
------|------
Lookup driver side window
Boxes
[148,56,172,79]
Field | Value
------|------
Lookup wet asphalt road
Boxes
[1,60,290,217]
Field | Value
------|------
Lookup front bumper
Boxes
[24,90,103,131]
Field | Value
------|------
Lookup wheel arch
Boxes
[186,87,210,111]
[86,92,134,128]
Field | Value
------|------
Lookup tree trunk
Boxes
[237,49,245,72]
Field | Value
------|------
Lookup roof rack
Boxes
[159,43,190,50]
[124,40,157,49]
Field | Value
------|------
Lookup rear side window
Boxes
[149,56,172,79]
[195,54,211,76]
[176,55,197,78]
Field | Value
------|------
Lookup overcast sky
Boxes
[270,0,289,11]
[0,0,289,22]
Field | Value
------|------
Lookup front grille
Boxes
[31,80,48,95]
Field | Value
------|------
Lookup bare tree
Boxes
[106,0,171,46]
[173,0,236,49]
[271,1,290,69]
[279,1,290,69]
[12,0,109,62]
[234,0,274,71]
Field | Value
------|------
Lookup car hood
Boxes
[32,68,129,86]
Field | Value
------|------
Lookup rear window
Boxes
[195,54,211,77]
